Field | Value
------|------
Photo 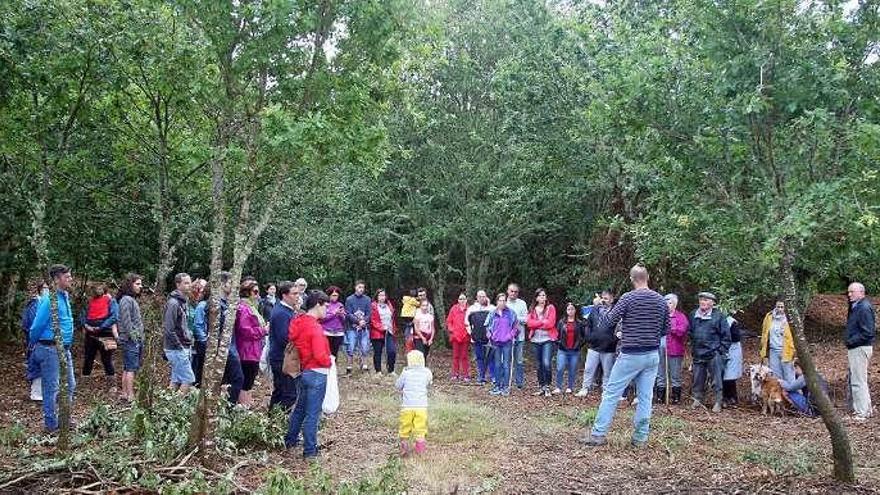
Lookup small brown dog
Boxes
[761,374,785,416]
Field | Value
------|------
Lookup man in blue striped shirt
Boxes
[581,264,669,448]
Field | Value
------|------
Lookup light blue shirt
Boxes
[506,298,528,342]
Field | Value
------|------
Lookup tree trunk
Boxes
[49,288,71,450]
[476,254,490,292]
[427,252,449,348]
[134,295,161,439]
[464,242,475,298]
[779,245,855,482]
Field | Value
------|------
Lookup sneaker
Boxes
[361,364,369,371]
[477,379,486,386]
[565,388,573,394]
[575,389,589,398]
[462,378,470,384]
[543,389,551,397]
[632,398,639,406]
[501,389,510,397]
[414,439,427,454]
[630,438,647,449]
[580,434,607,447]
[490,388,502,396]
[532,390,544,397]
[451,376,459,382]
[399,441,410,457]
[389,372,398,379]
[551,388,562,395]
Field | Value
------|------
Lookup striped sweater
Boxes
[595,288,668,354]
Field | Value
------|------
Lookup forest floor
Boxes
[0,335,879,494]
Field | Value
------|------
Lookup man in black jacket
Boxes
[689,292,730,413]
[846,282,875,420]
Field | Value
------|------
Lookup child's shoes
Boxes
[399,441,410,457]
[414,439,427,454]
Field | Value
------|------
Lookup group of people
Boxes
[20,262,876,454]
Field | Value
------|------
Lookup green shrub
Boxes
[216,405,287,452]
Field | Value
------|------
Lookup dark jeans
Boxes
[533,341,555,388]
[269,362,299,411]
[692,353,724,402]
[493,341,514,391]
[371,333,398,373]
[556,349,580,390]
[473,341,494,383]
[285,370,327,457]
[192,340,207,387]
[83,331,115,376]
[414,339,431,360]
[222,352,244,405]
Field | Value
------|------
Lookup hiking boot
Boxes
[580,434,607,447]
[712,398,722,413]
[414,439,427,454]
[399,441,410,457]
[671,387,681,405]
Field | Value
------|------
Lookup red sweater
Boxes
[289,314,331,371]
[446,303,469,344]
[527,304,558,341]
[369,301,397,340]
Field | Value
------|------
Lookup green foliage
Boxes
[259,458,405,495]
[741,443,819,476]
[216,405,287,453]
[0,422,26,449]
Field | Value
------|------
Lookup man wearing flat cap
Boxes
[689,292,731,413]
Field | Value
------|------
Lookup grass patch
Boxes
[577,407,598,426]
[740,443,818,476]
[260,458,405,495]
[430,393,504,444]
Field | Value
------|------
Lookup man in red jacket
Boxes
[285,290,332,460]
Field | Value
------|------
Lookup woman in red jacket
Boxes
[369,289,398,376]
[527,288,557,397]
[446,292,470,382]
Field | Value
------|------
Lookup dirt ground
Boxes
[1,332,879,494]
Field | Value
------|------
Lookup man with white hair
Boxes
[846,282,875,420]
[581,264,669,448]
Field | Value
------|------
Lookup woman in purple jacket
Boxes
[235,280,268,408]
[322,286,346,360]
[487,293,518,397]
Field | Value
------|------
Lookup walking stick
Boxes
[509,340,515,392]
[664,339,671,406]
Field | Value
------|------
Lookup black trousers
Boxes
[83,331,115,376]
[269,362,298,411]
[328,335,344,361]
[414,339,431,360]
[221,353,244,404]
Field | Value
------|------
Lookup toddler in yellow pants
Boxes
[395,350,433,456]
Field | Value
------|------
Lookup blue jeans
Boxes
[121,338,143,372]
[590,351,660,443]
[556,349,580,390]
[514,340,525,388]
[493,341,514,391]
[345,328,370,358]
[768,350,795,383]
[285,370,327,457]
[32,343,76,431]
[532,341,555,387]
[473,342,494,383]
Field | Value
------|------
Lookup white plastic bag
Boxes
[259,336,272,381]
[322,356,340,414]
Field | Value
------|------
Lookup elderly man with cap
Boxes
[689,291,731,413]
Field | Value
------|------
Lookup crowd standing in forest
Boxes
[19,263,877,450]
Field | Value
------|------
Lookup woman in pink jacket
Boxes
[527,288,557,397]
[660,293,689,405]
[235,279,268,407]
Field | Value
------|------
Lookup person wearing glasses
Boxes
[235,279,269,407]
[845,282,875,420]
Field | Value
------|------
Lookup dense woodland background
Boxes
[2,0,878,335]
